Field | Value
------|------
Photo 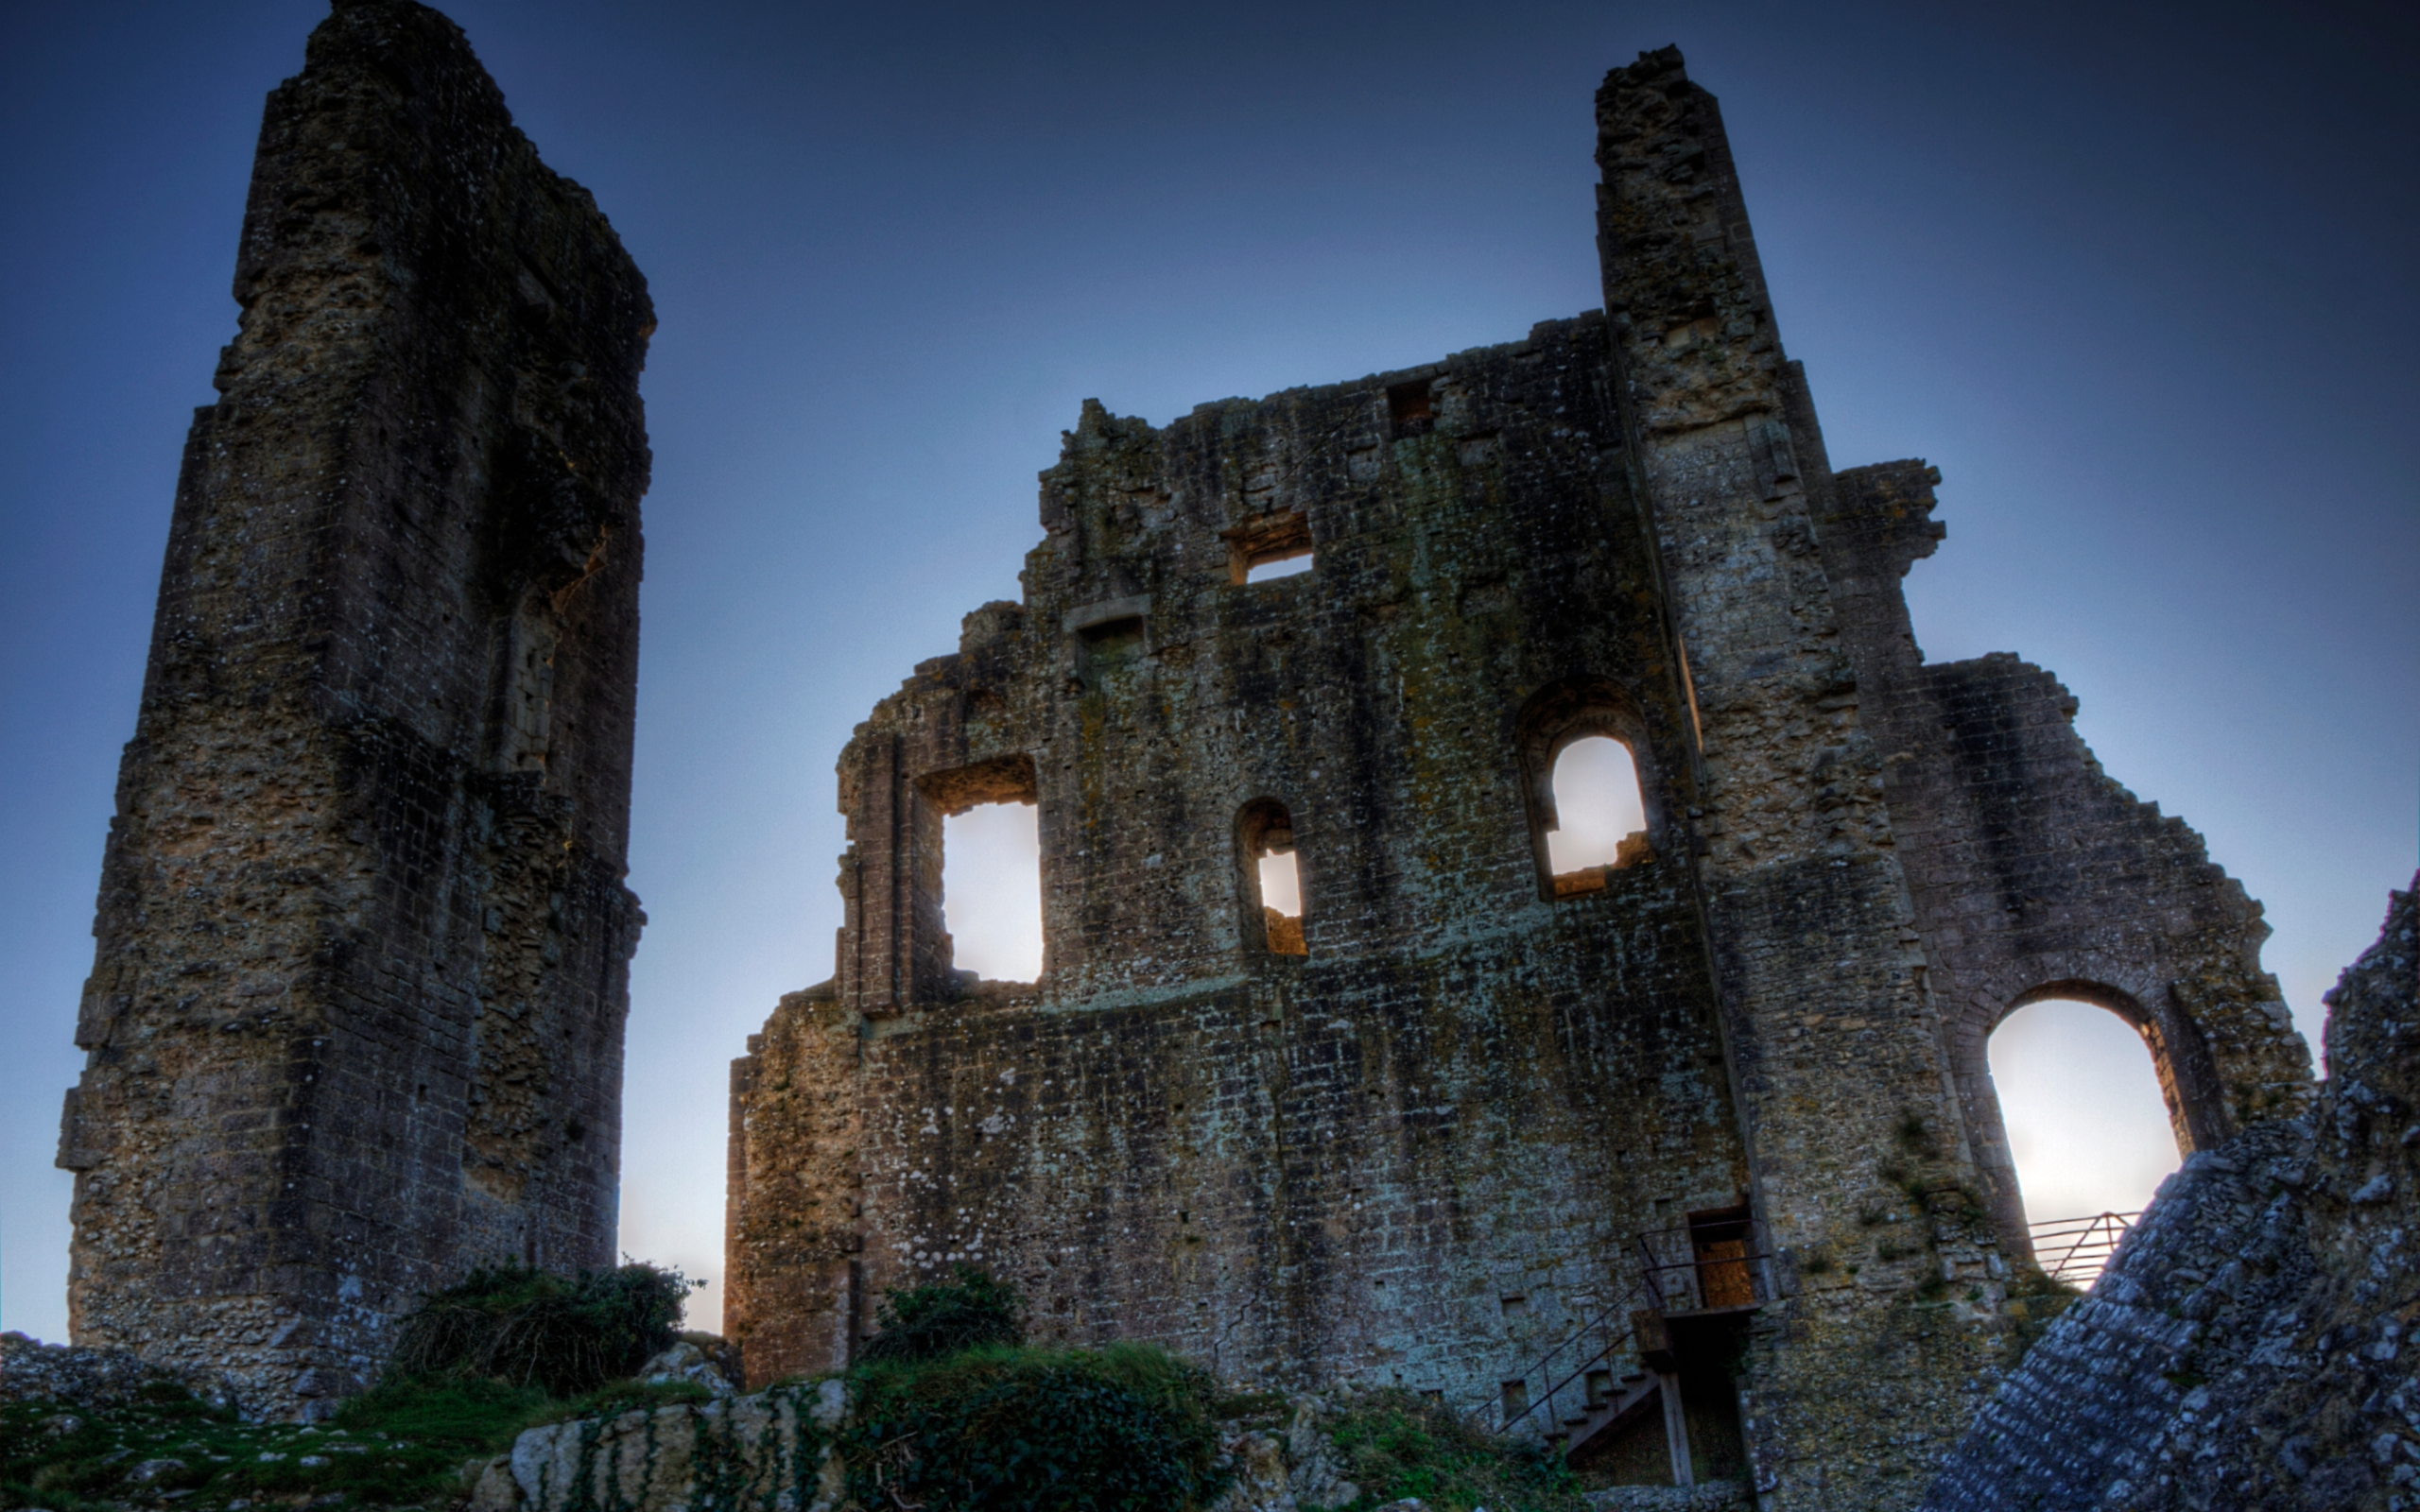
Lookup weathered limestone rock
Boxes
[725,43,2308,1511]
[56,0,650,1416]
[469,1379,848,1512]
[1922,877,2420,1511]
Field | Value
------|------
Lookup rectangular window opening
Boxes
[1225,510,1315,586]
[921,755,1046,986]
[1245,548,1314,583]
[1388,379,1436,438]
[1500,1380,1530,1421]
[942,800,1043,984]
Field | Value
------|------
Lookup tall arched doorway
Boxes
[1986,997,2183,1280]
[1950,975,2234,1280]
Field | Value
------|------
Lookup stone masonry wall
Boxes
[1922,877,2419,1511]
[55,0,651,1416]
[1818,460,2309,1258]
[732,312,1756,1409]
[728,44,2311,1512]
[1587,48,2012,1508]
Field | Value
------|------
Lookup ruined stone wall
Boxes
[55,0,650,1415]
[1817,461,2310,1258]
[1583,48,2014,1506]
[733,312,1755,1406]
[729,44,2312,1512]
[1921,877,2419,1512]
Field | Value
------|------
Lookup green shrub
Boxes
[387,1261,699,1397]
[1325,1389,1590,1512]
[858,1263,1023,1365]
[2,1375,558,1512]
[846,1342,1229,1511]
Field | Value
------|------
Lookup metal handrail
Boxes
[1478,1227,1770,1438]
[2027,1211,2139,1285]
[1481,1278,1652,1436]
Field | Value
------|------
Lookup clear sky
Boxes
[2,0,2412,1340]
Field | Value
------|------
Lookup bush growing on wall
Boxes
[857,1263,1024,1364]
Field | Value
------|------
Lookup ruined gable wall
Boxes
[1920,878,2416,1512]
[730,316,1755,1401]
[1820,455,2311,1261]
[55,0,650,1415]
[732,45,2315,1509]
[1591,48,2018,1506]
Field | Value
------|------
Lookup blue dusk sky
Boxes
[2,0,2412,1337]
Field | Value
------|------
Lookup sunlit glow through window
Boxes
[942,801,1042,982]
[1990,1000,2181,1220]
[1545,736,1647,874]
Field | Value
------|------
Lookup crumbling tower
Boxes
[55,0,652,1414]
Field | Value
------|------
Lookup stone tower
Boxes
[725,46,2309,1507]
[55,0,652,1415]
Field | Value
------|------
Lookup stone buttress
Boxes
[56,0,652,1415]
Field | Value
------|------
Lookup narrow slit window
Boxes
[1546,735,1651,894]
[1238,799,1306,955]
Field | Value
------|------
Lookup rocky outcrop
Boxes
[1923,877,2420,1510]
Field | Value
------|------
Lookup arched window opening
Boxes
[1988,998,2181,1279]
[1238,799,1306,955]
[1543,736,1650,893]
[1513,677,1665,904]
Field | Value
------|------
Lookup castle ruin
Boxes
[55,0,652,1414]
[50,3,2329,1502]
[722,44,2312,1508]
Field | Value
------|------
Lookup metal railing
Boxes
[1635,1226,1768,1314]
[1479,1278,1652,1437]
[1478,1228,1769,1439]
[2027,1211,2139,1286]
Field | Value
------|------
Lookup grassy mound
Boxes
[2,1260,705,1510]
[0,1374,713,1511]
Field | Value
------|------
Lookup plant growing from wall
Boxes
[856,1263,1024,1364]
